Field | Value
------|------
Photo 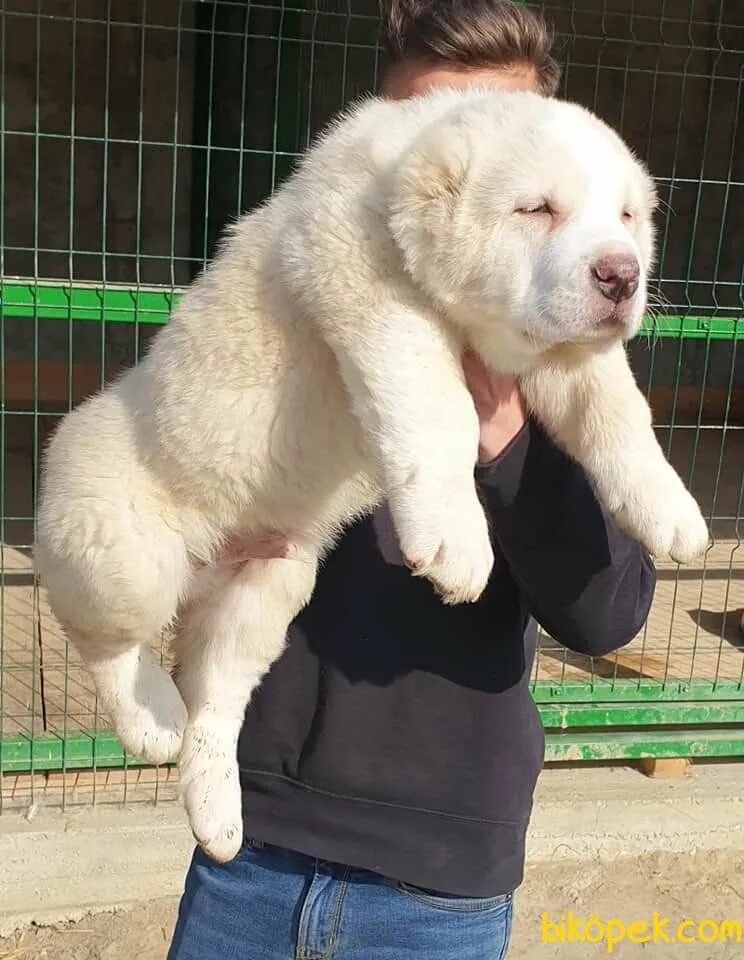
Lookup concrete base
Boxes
[2,763,743,935]
[529,762,744,861]
[0,805,193,936]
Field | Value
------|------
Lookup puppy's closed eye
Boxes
[515,202,553,216]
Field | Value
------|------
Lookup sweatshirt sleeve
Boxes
[475,419,656,656]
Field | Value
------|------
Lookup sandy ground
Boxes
[2,849,743,959]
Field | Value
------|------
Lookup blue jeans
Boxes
[168,840,513,959]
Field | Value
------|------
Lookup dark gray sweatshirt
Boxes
[237,420,656,897]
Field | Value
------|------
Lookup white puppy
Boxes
[35,89,708,861]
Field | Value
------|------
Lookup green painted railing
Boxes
[2,279,743,341]
[3,682,744,774]
[4,692,744,774]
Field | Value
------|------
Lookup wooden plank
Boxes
[638,757,691,778]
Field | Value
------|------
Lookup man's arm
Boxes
[462,352,655,656]
[476,417,656,656]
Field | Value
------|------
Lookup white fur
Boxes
[35,89,709,861]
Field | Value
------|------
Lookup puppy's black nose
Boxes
[591,254,640,303]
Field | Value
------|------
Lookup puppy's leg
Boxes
[37,509,191,766]
[521,343,709,562]
[323,301,493,604]
[173,551,318,863]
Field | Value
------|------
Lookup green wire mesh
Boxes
[0,0,743,809]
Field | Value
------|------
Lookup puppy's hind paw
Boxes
[179,721,243,863]
[93,647,187,765]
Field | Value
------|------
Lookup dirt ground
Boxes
[2,849,743,959]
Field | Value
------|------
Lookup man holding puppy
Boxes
[168,2,655,957]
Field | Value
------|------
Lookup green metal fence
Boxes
[0,0,742,810]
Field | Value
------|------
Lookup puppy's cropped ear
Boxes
[395,121,472,206]
[388,121,474,302]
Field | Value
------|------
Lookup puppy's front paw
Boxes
[665,492,710,563]
[613,468,709,563]
[179,720,243,864]
[397,490,494,604]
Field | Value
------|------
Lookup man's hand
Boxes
[462,350,527,463]
[210,353,526,567]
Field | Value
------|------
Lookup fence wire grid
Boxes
[0,0,743,811]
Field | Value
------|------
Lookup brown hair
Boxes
[380,0,561,96]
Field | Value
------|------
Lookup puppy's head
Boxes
[389,90,657,361]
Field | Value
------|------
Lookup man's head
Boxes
[379,0,561,99]
[378,3,654,357]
